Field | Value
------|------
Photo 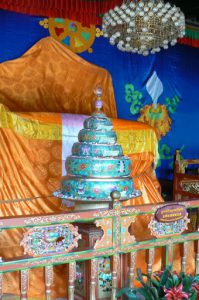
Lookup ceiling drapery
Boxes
[178,21,199,48]
[0,0,123,25]
[1,0,199,48]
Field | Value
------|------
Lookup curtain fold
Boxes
[0,0,123,25]
[0,37,117,117]
[122,152,163,206]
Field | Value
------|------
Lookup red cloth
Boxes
[178,37,199,48]
[0,0,123,25]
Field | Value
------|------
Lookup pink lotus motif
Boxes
[164,283,189,300]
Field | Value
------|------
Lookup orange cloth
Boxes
[0,108,196,298]
[0,37,117,118]
[112,118,162,205]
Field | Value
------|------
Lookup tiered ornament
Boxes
[55,88,140,210]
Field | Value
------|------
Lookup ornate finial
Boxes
[94,86,103,112]
[110,191,121,201]
[110,190,121,210]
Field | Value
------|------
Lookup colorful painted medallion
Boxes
[148,204,190,238]
[20,224,81,257]
[48,18,96,53]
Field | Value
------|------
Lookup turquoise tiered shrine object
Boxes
[55,88,141,210]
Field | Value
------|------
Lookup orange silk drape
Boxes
[0,37,117,118]
[112,118,162,205]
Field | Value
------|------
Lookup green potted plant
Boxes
[117,266,199,300]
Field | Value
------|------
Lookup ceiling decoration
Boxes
[102,0,185,55]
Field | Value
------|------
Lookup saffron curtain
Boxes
[0,37,117,117]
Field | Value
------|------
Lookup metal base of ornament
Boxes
[75,201,109,211]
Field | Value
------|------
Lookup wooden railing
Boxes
[0,197,198,300]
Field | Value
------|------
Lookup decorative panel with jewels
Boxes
[20,224,81,256]
[148,204,190,238]
[39,18,103,53]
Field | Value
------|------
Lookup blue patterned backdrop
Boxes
[0,9,199,180]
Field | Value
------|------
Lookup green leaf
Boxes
[136,269,156,300]
[158,267,171,286]
[193,274,199,283]
[136,288,154,300]
[150,278,160,289]
[150,286,159,299]
[182,275,193,292]
[137,269,148,288]
[172,274,180,286]
[116,287,130,297]
[157,267,172,295]
[116,287,146,299]
[189,289,198,300]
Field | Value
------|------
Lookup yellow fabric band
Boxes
[0,103,159,164]
[0,104,62,140]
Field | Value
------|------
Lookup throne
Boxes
[173,150,199,230]
[173,150,199,201]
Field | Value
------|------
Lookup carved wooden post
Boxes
[181,242,188,273]
[90,259,97,300]
[129,252,137,289]
[0,272,3,300]
[20,269,29,300]
[45,266,53,300]
[110,191,121,300]
[111,254,119,300]
[147,248,155,279]
[166,243,174,268]
[68,261,76,300]
[196,239,199,275]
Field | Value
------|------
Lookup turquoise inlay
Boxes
[107,229,111,235]
[81,31,90,41]
[54,18,65,23]
[62,36,70,46]
[121,227,126,233]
